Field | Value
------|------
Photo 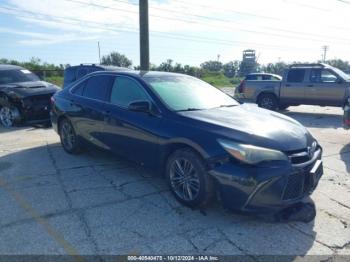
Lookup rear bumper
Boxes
[209,148,323,213]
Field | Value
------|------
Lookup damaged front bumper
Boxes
[20,94,53,123]
[208,147,323,213]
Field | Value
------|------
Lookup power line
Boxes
[0,5,321,51]
[63,0,350,45]
[109,0,342,41]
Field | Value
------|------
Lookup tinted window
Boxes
[110,77,148,107]
[0,69,39,84]
[287,69,305,83]
[83,75,114,101]
[246,75,258,80]
[72,81,86,96]
[64,68,76,84]
[76,68,88,80]
[310,69,338,83]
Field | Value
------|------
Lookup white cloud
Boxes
[1,0,350,63]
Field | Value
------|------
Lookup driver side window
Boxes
[310,69,338,83]
[110,76,149,108]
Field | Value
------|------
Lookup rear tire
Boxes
[165,148,214,208]
[59,118,82,154]
[257,93,278,111]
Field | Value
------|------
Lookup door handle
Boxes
[308,84,314,87]
[286,84,291,87]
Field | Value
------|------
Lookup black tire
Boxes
[166,148,214,208]
[279,105,289,111]
[0,104,22,127]
[59,118,82,154]
[257,93,278,111]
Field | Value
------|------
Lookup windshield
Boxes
[0,69,40,84]
[144,75,239,111]
[332,67,350,81]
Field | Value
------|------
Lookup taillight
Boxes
[237,80,245,93]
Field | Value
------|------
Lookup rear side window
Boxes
[83,75,114,101]
[64,68,76,84]
[72,81,86,96]
[110,77,148,107]
[287,69,305,83]
[76,68,88,80]
[246,75,258,80]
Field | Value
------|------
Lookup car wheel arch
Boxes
[160,140,209,175]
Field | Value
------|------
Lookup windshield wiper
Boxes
[218,104,238,108]
[176,108,203,112]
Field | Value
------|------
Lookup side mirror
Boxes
[128,101,152,114]
[337,78,344,84]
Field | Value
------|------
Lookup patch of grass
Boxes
[45,76,63,87]
[200,72,242,88]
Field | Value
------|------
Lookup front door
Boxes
[102,76,161,167]
[305,69,346,106]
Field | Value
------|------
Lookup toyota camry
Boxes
[51,70,323,213]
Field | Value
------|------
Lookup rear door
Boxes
[280,69,307,104]
[70,74,114,148]
[305,69,346,106]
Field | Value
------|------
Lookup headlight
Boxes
[218,139,288,165]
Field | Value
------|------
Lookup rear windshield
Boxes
[0,69,40,84]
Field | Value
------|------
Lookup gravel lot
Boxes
[0,96,349,257]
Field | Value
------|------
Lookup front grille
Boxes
[282,165,315,201]
[283,174,303,200]
[27,94,52,106]
[288,150,311,164]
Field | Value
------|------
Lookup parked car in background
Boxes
[235,63,350,111]
[0,65,59,127]
[244,73,282,81]
[51,70,323,213]
[63,64,130,88]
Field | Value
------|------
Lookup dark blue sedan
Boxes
[51,70,323,213]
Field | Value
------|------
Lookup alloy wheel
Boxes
[260,97,274,110]
[169,158,201,201]
[0,107,16,127]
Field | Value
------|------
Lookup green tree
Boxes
[101,52,132,68]
[223,61,240,77]
[200,60,223,72]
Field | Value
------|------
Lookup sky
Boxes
[0,0,350,67]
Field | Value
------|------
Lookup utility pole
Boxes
[98,41,101,64]
[322,45,329,62]
[139,0,149,71]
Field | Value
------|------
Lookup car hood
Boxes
[178,104,315,152]
[0,81,59,97]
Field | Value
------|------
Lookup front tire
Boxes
[257,93,278,111]
[166,148,214,208]
[59,118,82,154]
[0,105,21,127]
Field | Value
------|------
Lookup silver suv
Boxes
[235,64,350,110]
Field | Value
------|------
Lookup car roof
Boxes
[66,64,131,71]
[246,73,282,78]
[0,64,25,71]
[86,70,188,79]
